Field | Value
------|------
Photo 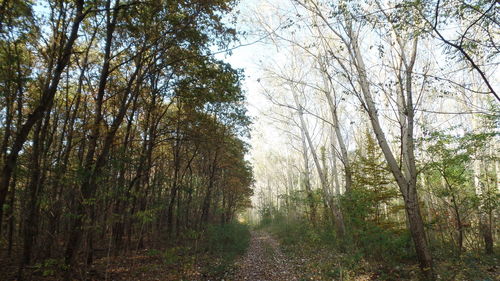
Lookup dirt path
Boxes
[233,230,298,281]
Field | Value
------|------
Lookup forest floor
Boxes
[233,230,298,281]
[0,230,298,281]
[3,227,497,280]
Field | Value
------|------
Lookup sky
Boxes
[216,0,289,157]
[215,0,292,210]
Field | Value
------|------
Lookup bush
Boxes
[206,222,250,261]
[341,188,414,264]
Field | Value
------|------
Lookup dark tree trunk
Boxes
[480,215,494,255]
[201,149,219,225]
[0,0,86,233]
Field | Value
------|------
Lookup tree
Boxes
[350,130,398,224]
[0,1,253,279]
[425,131,478,255]
[295,1,435,277]
[0,0,86,238]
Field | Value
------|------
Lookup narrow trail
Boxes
[233,231,298,281]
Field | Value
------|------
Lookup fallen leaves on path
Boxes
[233,231,298,281]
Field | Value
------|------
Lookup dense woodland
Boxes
[0,0,498,280]
[0,0,252,279]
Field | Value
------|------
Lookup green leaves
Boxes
[206,222,251,261]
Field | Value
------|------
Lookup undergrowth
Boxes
[262,216,498,280]
[204,222,251,276]
[86,222,251,280]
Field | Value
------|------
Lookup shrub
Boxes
[206,222,250,261]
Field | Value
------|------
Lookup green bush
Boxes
[206,222,250,261]
[341,188,414,264]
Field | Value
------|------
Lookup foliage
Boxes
[206,222,251,261]
[34,259,68,277]
[349,131,400,223]
[0,0,254,279]
[421,122,499,254]
[338,130,410,263]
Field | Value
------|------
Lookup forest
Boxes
[0,0,498,280]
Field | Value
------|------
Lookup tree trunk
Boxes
[0,0,86,233]
[319,64,352,194]
[299,119,317,224]
[201,149,219,225]
[344,18,434,279]
[292,88,345,236]
[480,216,494,254]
